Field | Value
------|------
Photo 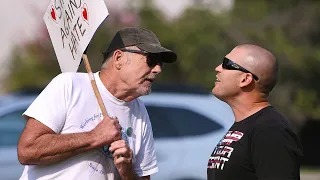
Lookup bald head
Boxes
[234,44,278,95]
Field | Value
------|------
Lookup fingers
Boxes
[109,140,127,153]
[114,156,132,165]
[110,117,122,131]
[112,130,122,142]
[113,132,122,142]
[109,140,133,159]
[91,116,124,147]
[106,117,122,141]
[112,147,132,159]
[110,139,126,148]
[112,148,133,166]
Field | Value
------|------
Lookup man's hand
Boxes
[90,116,122,147]
[109,140,135,180]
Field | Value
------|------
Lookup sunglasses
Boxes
[222,57,259,81]
[120,48,163,68]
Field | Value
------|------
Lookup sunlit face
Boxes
[212,49,246,102]
[119,48,163,96]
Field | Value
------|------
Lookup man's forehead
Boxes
[226,48,247,63]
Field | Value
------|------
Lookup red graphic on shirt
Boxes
[208,131,244,170]
[220,131,243,146]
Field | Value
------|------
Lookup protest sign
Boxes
[44,0,109,72]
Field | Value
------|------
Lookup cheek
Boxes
[121,66,149,82]
[226,77,238,87]
[220,75,238,90]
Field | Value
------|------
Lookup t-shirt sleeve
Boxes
[133,104,158,177]
[251,126,303,180]
[23,73,71,133]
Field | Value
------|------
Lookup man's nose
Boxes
[152,64,162,74]
[215,64,223,72]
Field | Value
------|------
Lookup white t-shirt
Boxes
[19,72,158,180]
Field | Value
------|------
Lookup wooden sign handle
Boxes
[82,54,108,118]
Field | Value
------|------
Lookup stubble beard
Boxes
[136,74,156,96]
[137,83,152,96]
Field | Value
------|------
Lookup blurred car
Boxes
[0,85,234,180]
[0,94,35,180]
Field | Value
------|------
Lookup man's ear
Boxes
[239,73,254,88]
[113,50,123,70]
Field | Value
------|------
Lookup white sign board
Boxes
[44,0,109,72]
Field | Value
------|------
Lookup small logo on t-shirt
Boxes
[208,131,244,170]
[80,113,103,129]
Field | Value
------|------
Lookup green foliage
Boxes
[6,0,320,125]
[7,37,60,90]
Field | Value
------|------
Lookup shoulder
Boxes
[52,72,91,88]
[55,72,88,82]
[51,72,87,83]
[40,72,91,100]
[244,106,301,143]
[249,107,301,143]
[254,106,292,130]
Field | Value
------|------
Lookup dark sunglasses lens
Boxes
[147,55,162,67]
[222,58,228,69]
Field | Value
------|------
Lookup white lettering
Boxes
[225,146,234,158]
[220,157,229,170]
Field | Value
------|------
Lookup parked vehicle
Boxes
[0,85,234,180]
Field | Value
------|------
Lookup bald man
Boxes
[207,44,303,180]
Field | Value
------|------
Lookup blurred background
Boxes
[1,0,320,179]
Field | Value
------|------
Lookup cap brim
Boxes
[137,44,177,63]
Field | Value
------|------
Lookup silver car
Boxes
[0,87,234,180]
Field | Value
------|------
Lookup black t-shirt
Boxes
[207,106,303,180]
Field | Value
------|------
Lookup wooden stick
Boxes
[82,54,108,118]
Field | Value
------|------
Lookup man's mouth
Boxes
[145,78,155,83]
[216,77,221,82]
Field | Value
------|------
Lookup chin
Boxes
[212,89,225,101]
[137,85,152,96]
[212,88,219,96]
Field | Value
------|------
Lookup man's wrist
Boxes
[120,167,138,180]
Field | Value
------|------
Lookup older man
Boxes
[207,44,303,180]
[17,27,177,180]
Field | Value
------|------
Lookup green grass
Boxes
[301,166,320,173]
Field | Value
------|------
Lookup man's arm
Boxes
[17,117,122,165]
